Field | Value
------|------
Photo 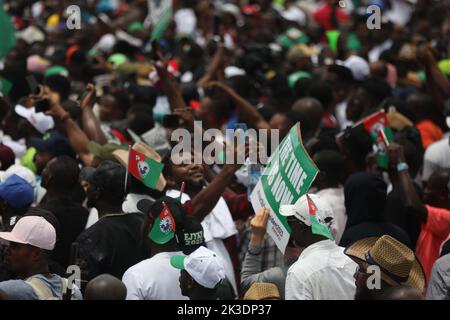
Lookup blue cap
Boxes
[0,174,34,209]
[30,134,76,158]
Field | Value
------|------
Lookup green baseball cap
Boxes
[21,147,37,173]
[127,22,145,33]
[288,71,311,88]
[107,53,128,69]
[44,66,69,78]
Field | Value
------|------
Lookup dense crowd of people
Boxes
[0,0,449,300]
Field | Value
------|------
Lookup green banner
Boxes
[250,123,318,253]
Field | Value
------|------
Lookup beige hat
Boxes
[287,44,317,63]
[344,235,426,291]
[113,141,167,191]
[243,283,281,300]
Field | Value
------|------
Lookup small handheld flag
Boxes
[148,201,176,244]
[362,110,393,169]
[128,147,164,189]
[306,194,333,240]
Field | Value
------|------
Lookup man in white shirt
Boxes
[121,197,188,300]
[280,193,357,300]
[422,136,450,183]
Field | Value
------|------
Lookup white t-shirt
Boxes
[422,137,450,182]
[122,251,188,300]
[285,240,357,300]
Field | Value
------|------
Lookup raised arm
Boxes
[154,55,186,112]
[197,40,225,88]
[45,91,94,166]
[206,81,271,131]
[80,83,108,145]
[388,143,427,223]
[189,141,248,221]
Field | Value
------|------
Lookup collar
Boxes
[299,239,336,259]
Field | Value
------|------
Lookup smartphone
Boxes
[163,114,182,128]
[26,75,40,95]
[35,99,50,113]
[213,15,222,36]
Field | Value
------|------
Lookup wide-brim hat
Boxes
[344,235,426,291]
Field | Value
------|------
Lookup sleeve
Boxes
[240,245,285,296]
[121,269,143,300]
[424,206,450,238]
[426,258,449,300]
[0,280,39,300]
[285,266,313,300]
[223,193,254,221]
[76,232,104,285]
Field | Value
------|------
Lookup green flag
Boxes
[149,0,172,40]
[128,148,164,189]
[0,4,16,59]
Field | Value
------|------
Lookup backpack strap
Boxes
[25,277,57,300]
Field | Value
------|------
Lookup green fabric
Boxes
[151,7,172,40]
[438,59,450,76]
[288,71,311,88]
[0,5,16,60]
[347,32,362,51]
[0,78,13,95]
[87,141,128,161]
[107,53,128,69]
[21,148,37,173]
[44,66,69,78]
[417,70,426,83]
[170,255,186,270]
[127,21,145,33]
[326,30,341,53]
[277,28,310,49]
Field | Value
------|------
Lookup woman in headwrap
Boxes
[339,172,411,247]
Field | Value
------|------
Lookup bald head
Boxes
[84,274,127,300]
[379,285,424,300]
[291,98,324,138]
[369,61,388,80]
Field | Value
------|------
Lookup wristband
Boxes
[396,162,408,172]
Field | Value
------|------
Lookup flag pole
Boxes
[124,144,132,199]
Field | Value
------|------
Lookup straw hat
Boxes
[344,235,426,291]
[112,141,167,191]
[243,283,281,300]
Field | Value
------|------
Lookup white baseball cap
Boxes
[0,216,56,250]
[170,246,226,289]
[280,193,335,232]
[1,164,36,188]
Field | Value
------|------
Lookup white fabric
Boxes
[422,137,450,182]
[122,193,154,214]
[0,134,26,159]
[122,251,188,300]
[316,188,347,244]
[15,105,55,134]
[384,0,413,27]
[1,164,36,188]
[335,100,353,130]
[182,246,226,289]
[279,193,335,231]
[85,208,99,230]
[166,189,238,294]
[338,55,369,81]
[285,240,357,300]
[174,9,196,35]
[369,40,393,63]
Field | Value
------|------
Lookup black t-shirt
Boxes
[76,212,144,285]
[39,198,90,269]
